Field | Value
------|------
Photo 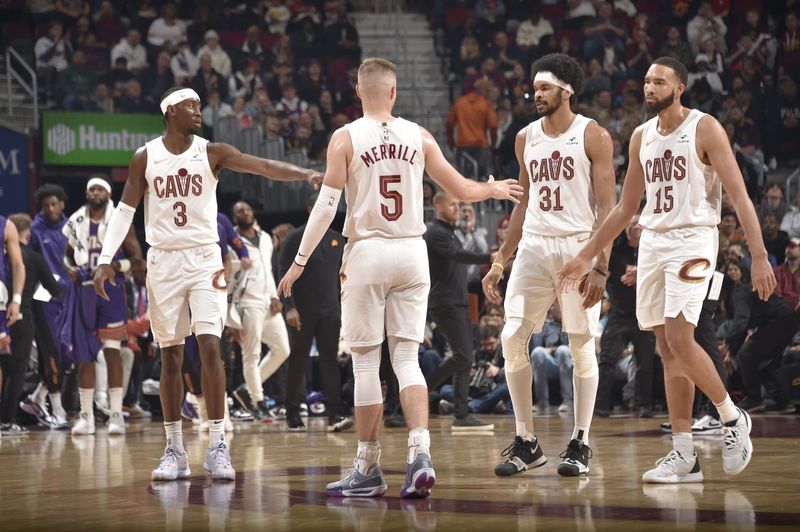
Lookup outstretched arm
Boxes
[277,128,349,298]
[209,142,323,188]
[698,116,776,300]
[421,127,522,204]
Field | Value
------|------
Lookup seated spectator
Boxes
[84,82,115,113]
[297,59,328,105]
[238,25,269,72]
[763,213,790,265]
[291,17,323,61]
[774,238,800,309]
[316,89,336,129]
[688,78,721,117]
[719,210,746,248]
[463,56,506,95]
[566,0,596,22]
[587,89,612,128]
[453,36,483,78]
[581,1,627,61]
[94,0,126,46]
[699,35,724,74]
[193,53,228,101]
[728,104,761,157]
[530,303,573,414]
[232,96,252,128]
[185,5,213,47]
[201,89,234,132]
[264,0,291,34]
[515,10,554,57]
[117,79,150,113]
[584,58,611,99]
[147,2,186,51]
[171,41,199,86]
[272,34,294,66]
[488,31,522,73]
[475,0,506,35]
[59,49,98,110]
[686,0,727,54]
[687,54,723,94]
[246,87,276,128]
[53,0,89,27]
[71,15,108,71]
[324,14,360,62]
[777,12,800,76]
[625,28,654,80]
[275,82,309,121]
[196,30,233,78]
[658,25,693,67]
[111,29,148,74]
[773,76,800,161]
[758,183,789,226]
[106,57,134,98]
[143,51,176,106]
[781,191,800,239]
[229,60,264,101]
[35,21,72,103]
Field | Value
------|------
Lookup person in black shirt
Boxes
[424,192,493,431]
[279,193,353,433]
[1,215,62,434]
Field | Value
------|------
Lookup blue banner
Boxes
[0,125,28,215]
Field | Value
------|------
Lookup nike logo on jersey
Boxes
[153,158,168,165]
[646,138,657,146]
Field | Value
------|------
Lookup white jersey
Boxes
[343,117,426,241]
[522,114,596,237]
[143,135,218,250]
[638,109,721,232]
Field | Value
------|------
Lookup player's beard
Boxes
[646,90,676,113]
[237,219,255,229]
[88,197,108,210]
[537,94,564,117]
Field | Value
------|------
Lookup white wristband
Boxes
[117,259,131,272]
[11,294,21,305]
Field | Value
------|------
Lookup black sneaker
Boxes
[557,439,592,477]
[451,414,494,431]
[287,414,306,432]
[494,436,547,476]
[254,400,273,422]
[327,415,354,433]
[233,384,256,415]
[0,423,29,436]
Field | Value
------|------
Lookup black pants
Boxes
[33,302,61,392]
[597,309,656,410]
[427,305,473,419]
[739,312,800,404]
[693,298,727,418]
[1,317,35,423]
[285,311,343,418]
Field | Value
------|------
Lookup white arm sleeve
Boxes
[97,202,136,266]
[294,185,342,266]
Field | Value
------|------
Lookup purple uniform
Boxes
[30,212,69,359]
[0,216,9,352]
[88,221,128,339]
[217,213,249,261]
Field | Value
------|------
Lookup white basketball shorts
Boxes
[636,226,718,330]
[340,237,430,348]
[146,243,228,347]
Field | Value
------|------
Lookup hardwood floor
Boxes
[1,414,798,531]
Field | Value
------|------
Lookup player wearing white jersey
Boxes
[278,58,522,499]
[94,86,322,482]
[482,54,616,478]
[559,58,776,483]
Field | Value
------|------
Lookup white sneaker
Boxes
[691,415,724,436]
[151,446,191,481]
[558,402,573,413]
[722,408,753,475]
[71,412,96,435]
[642,450,704,483]
[203,441,235,480]
[108,412,126,435]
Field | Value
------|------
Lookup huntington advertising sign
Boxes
[43,111,163,166]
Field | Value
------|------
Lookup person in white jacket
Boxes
[229,201,291,420]
[196,30,232,78]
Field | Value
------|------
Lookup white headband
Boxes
[160,88,201,115]
[534,71,574,96]
[86,177,111,193]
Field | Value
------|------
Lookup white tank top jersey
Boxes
[343,117,427,241]
[638,109,721,232]
[142,135,219,250]
[522,114,596,237]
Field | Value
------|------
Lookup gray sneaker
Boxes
[451,414,494,432]
[722,408,753,475]
[400,452,436,499]
[203,441,236,481]
[152,446,191,481]
[327,460,388,497]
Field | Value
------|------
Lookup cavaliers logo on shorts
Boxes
[211,269,227,290]
[678,258,711,284]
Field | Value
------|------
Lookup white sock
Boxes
[506,365,535,441]
[571,373,598,446]
[672,432,694,457]
[356,440,381,474]
[407,427,431,463]
[109,387,123,415]
[49,392,65,418]
[79,388,94,417]
[208,419,225,448]
[714,395,738,424]
[32,382,47,404]
[164,420,184,452]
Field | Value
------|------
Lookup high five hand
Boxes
[487,175,523,204]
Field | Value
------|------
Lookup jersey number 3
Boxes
[173,201,187,226]
[380,174,403,221]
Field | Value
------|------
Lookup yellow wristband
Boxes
[491,262,504,272]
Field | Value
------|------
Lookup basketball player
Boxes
[93,87,322,481]
[278,58,522,498]
[481,53,616,478]
[64,177,143,436]
[558,57,776,482]
[0,214,24,359]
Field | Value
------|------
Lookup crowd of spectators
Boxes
[26,0,362,163]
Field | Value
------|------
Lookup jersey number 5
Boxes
[380,174,403,221]
[173,201,187,226]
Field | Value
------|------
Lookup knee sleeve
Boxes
[569,334,597,378]
[102,339,121,350]
[388,337,426,391]
[501,317,535,373]
[352,346,383,406]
